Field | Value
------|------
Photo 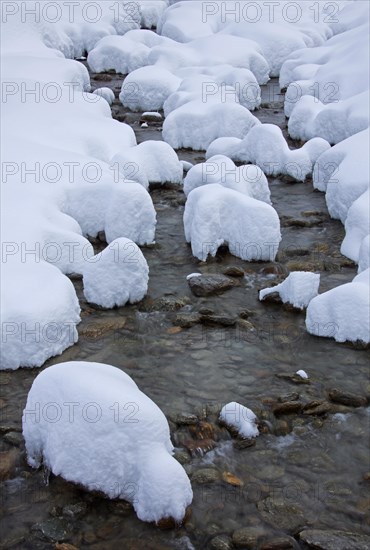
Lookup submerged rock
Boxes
[298,529,370,550]
[188,274,239,297]
[328,388,368,408]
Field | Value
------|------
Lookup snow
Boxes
[306,269,370,344]
[259,272,320,310]
[22,361,192,523]
[219,402,259,439]
[183,155,271,204]
[358,235,370,274]
[111,141,183,189]
[341,190,370,263]
[163,101,260,151]
[186,273,202,280]
[83,238,149,308]
[206,124,331,182]
[184,184,281,262]
[92,87,115,105]
[296,370,308,379]
[120,66,181,111]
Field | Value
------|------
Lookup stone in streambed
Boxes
[328,388,368,408]
[298,529,370,550]
[188,274,239,297]
[273,401,302,416]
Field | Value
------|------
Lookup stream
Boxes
[0,70,369,550]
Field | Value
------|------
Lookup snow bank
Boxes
[306,269,370,344]
[83,238,149,308]
[120,66,181,111]
[207,124,330,181]
[184,184,281,261]
[111,141,183,189]
[183,155,270,204]
[259,272,320,310]
[23,361,193,523]
[219,402,259,438]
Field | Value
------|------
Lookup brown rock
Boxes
[303,401,331,415]
[183,438,216,457]
[328,388,367,408]
[223,266,245,277]
[0,449,17,481]
[188,274,239,297]
[222,471,244,487]
[273,401,302,416]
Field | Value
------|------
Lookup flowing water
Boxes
[0,70,369,550]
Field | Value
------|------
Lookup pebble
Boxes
[174,312,201,328]
[191,468,220,484]
[34,518,71,542]
[232,526,267,548]
[3,431,24,447]
[209,534,233,550]
[328,388,368,408]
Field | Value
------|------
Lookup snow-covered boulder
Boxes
[259,272,320,310]
[111,141,183,190]
[341,190,370,263]
[163,101,260,151]
[184,155,270,204]
[82,238,149,308]
[306,269,370,344]
[358,235,370,274]
[120,66,181,111]
[22,361,193,523]
[219,402,259,438]
[92,87,115,105]
[184,184,281,261]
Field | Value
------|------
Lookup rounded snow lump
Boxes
[22,361,193,523]
[82,237,149,308]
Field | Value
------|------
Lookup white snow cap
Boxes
[296,370,308,379]
[259,272,320,310]
[82,238,149,308]
[92,87,115,105]
[220,402,259,439]
[184,184,281,262]
[120,66,181,111]
[22,361,193,523]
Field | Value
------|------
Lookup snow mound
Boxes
[93,87,115,105]
[163,102,260,151]
[259,272,320,310]
[358,235,370,274]
[220,402,259,439]
[306,269,370,344]
[206,124,330,181]
[83,238,149,308]
[22,361,193,523]
[112,141,183,189]
[120,66,181,111]
[341,190,370,263]
[184,184,281,261]
[183,155,270,204]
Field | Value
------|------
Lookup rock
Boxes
[237,319,255,331]
[239,309,255,319]
[232,526,266,548]
[34,518,71,542]
[174,450,191,465]
[259,535,297,549]
[256,465,285,480]
[298,529,370,549]
[62,502,87,519]
[200,314,237,327]
[79,318,126,339]
[167,326,182,334]
[223,266,245,277]
[278,392,299,403]
[275,420,291,436]
[273,401,302,416]
[222,471,244,486]
[303,401,331,415]
[93,73,112,81]
[0,449,17,480]
[234,438,256,450]
[188,274,239,297]
[275,373,310,385]
[174,312,201,328]
[257,497,306,532]
[209,534,233,550]
[55,544,80,550]
[3,431,24,447]
[189,421,215,440]
[191,468,220,484]
[184,438,216,457]
[328,389,367,408]
[140,112,163,123]
[173,413,199,426]
[259,263,289,277]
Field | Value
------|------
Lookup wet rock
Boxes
[173,413,199,426]
[303,401,331,415]
[155,296,191,312]
[209,534,233,550]
[173,313,202,328]
[256,465,285,480]
[237,319,255,331]
[62,502,87,519]
[259,263,289,277]
[0,448,17,480]
[274,420,291,436]
[93,73,112,81]
[239,309,255,319]
[273,401,302,416]
[281,215,324,228]
[200,314,237,327]
[278,392,299,403]
[140,112,163,123]
[298,529,370,549]
[156,508,191,530]
[174,450,191,465]
[259,535,297,549]
[191,468,220,484]
[79,318,126,339]
[222,471,244,487]
[167,326,182,334]
[55,544,80,550]
[275,373,310,385]
[3,431,23,447]
[34,518,71,542]
[257,497,305,532]
[184,438,216,457]
[328,388,367,408]
[108,500,133,516]
[234,438,256,450]
[189,421,215,440]
[223,266,245,277]
[232,526,267,548]
[188,274,239,297]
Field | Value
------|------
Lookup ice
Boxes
[184,155,271,204]
[219,402,259,439]
[184,184,281,261]
[22,361,193,523]
[83,238,149,308]
[259,272,320,310]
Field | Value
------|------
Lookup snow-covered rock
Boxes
[306,269,370,344]
[358,235,370,274]
[259,272,320,310]
[219,402,259,438]
[341,190,370,263]
[22,361,193,523]
[183,155,271,204]
[184,184,281,261]
[120,66,181,111]
[92,87,115,105]
[296,370,308,379]
[82,238,149,308]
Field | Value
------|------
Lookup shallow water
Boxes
[1,72,369,549]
